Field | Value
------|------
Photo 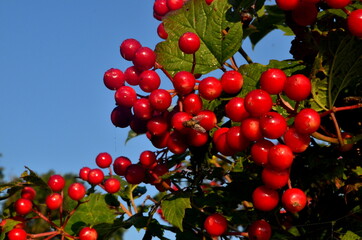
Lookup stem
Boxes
[32,207,60,230]
[215,153,233,164]
[238,47,253,64]
[62,200,85,228]
[120,202,133,217]
[225,232,248,237]
[319,104,362,118]
[129,185,139,214]
[311,132,339,144]
[27,231,59,239]
[276,94,295,114]
[229,56,239,71]
[191,53,196,74]
[330,112,344,146]
[155,61,174,83]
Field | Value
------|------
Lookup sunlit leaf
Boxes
[156,0,243,76]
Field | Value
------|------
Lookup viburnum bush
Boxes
[1,0,362,239]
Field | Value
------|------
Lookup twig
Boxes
[330,112,344,146]
[238,47,253,64]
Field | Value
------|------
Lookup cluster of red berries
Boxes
[276,0,362,38]
[153,0,215,39]
[2,175,96,240]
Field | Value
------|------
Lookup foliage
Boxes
[1,0,362,239]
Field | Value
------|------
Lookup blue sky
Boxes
[0,0,293,238]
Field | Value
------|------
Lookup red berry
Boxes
[252,186,279,211]
[124,66,142,86]
[347,9,362,38]
[281,188,307,213]
[226,126,250,152]
[48,175,65,192]
[104,178,121,194]
[262,168,290,189]
[147,115,169,136]
[183,93,203,115]
[166,0,184,10]
[268,144,294,171]
[178,32,201,54]
[154,0,170,16]
[130,117,149,134]
[87,169,104,185]
[291,2,318,27]
[283,74,311,101]
[248,220,272,240]
[150,131,171,149]
[139,150,157,168]
[197,110,217,131]
[79,167,91,181]
[114,86,137,108]
[68,183,86,201]
[21,186,36,201]
[171,111,193,133]
[220,70,243,94]
[149,89,172,111]
[259,112,287,139]
[103,68,125,90]
[95,152,112,168]
[120,38,142,61]
[259,68,286,95]
[139,70,161,93]
[240,117,263,141]
[125,164,146,184]
[251,139,274,166]
[225,97,249,122]
[111,105,132,128]
[205,0,214,5]
[7,228,27,240]
[283,127,311,153]
[214,131,238,156]
[113,156,132,176]
[294,108,320,134]
[244,89,273,117]
[204,213,228,236]
[132,47,156,71]
[45,193,63,210]
[79,227,98,240]
[198,77,222,100]
[167,131,188,154]
[173,71,196,95]
[133,98,153,120]
[157,22,168,39]
[276,0,299,10]
[325,0,351,9]
[186,128,209,147]
[14,198,33,215]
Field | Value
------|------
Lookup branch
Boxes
[238,47,253,64]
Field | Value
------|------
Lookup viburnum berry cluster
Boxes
[1,0,361,239]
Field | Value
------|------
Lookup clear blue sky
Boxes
[0,0,293,238]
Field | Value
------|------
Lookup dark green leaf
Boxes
[161,192,191,231]
[248,5,289,48]
[66,193,117,235]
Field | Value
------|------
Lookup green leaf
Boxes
[65,193,117,235]
[155,0,243,76]
[327,35,362,107]
[0,219,23,240]
[125,130,142,144]
[248,5,289,48]
[161,192,191,231]
[341,230,361,240]
[21,167,48,188]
